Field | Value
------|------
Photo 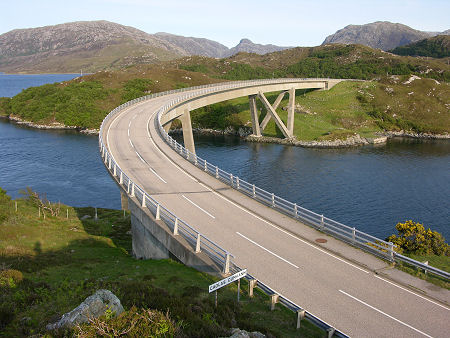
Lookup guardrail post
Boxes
[127,180,130,194]
[327,327,336,338]
[271,193,275,207]
[249,279,257,297]
[173,218,179,235]
[215,166,219,178]
[119,172,123,184]
[294,203,298,217]
[223,253,230,274]
[113,164,117,176]
[270,294,279,310]
[204,159,207,171]
[389,242,394,261]
[195,234,201,253]
[130,183,135,197]
[155,204,160,220]
[194,154,198,165]
[320,214,324,230]
[352,227,356,243]
[252,184,256,197]
[108,157,112,169]
[230,173,233,186]
[142,195,146,207]
[236,177,240,189]
[296,310,305,329]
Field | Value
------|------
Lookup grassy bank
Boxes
[0,189,323,337]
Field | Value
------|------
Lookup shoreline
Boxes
[3,115,449,146]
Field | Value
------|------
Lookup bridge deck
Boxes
[102,82,449,337]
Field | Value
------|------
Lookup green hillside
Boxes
[390,35,450,58]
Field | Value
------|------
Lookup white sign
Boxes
[208,269,247,293]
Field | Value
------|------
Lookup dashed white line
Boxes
[374,275,449,310]
[135,151,146,164]
[129,139,134,148]
[182,195,215,219]
[236,232,299,269]
[339,290,433,337]
[149,168,167,184]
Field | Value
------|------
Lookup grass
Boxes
[0,191,324,337]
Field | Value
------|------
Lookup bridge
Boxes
[99,78,449,337]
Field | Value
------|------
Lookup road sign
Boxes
[208,269,247,293]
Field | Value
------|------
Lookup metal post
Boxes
[127,180,130,194]
[236,177,240,189]
[195,234,201,253]
[173,218,179,235]
[204,160,207,171]
[130,183,135,197]
[321,214,324,230]
[249,279,257,297]
[95,207,98,221]
[327,328,336,338]
[113,164,116,176]
[142,195,146,207]
[352,228,356,243]
[294,203,298,217]
[296,310,305,329]
[224,253,230,274]
[230,173,233,186]
[270,294,279,310]
[66,208,68,219]
[271,193,275,207]
[119,172,123,184]
[15,201,17,212]
[389,242,394,261]
[215,166,219,178]
[108,157,112,170]
[38,207,41,218]
[215,290,218,308]
[155,204,160,220]
[252,184,256,197]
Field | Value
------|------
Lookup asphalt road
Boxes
[102,87,449,337]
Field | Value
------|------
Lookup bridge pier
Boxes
[249,94,261,136]
[178,108,196,154]
[162,121,172,133]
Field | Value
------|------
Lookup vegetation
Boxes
[390,35,450,58]
[0,188,323,337]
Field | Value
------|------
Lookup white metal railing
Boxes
[99,78,351,336]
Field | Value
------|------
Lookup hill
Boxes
[322,21,448,51]
[0,21,288,73]
[390,35,450,58]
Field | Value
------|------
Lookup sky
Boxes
[1,0,449,47]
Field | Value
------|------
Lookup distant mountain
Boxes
[224,38,290,57]
[390,35,450,58]
[0,21,289,73]
[154,32,229,58]
[322,21,448,51]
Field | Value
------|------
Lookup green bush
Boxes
[121,78,153,103]
[386,220,449,256]
[0,188,12,224]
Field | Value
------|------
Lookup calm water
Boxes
[0,74,448,239]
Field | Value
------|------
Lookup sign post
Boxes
[208,269,247,307]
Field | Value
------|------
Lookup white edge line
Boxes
[374,275,449,311]
[146,112,369,275]
[237,231,299,269]
[182,194,215,219]
[149,167,167,184]
[339,290,433,338]
[129,139,134,148]
[135,151,145,164]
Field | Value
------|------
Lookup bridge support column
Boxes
[162,121,172,133]
[258,92,291,138]
[120,190,128,210]
[179,108,196,154]
[248,95,261,137]
[260,90,287,131]
[287,88,295,135]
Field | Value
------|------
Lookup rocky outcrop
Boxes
[384,130,450,139]
[246,134,370,148]
[224,328,266,338]
[7,115,99,135]
[225,38,290,57]
[322,21,447,50]
[46,289,124,330]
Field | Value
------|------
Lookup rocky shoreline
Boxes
[3,115,449,147]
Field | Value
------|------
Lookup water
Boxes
[0,74,448,239]
[176,134,450,240]
[0,73,80,97]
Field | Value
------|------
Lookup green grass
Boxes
[0,191,324,337]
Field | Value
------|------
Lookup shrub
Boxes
[0,269,23,288]
[0,188,12,224]
[386,220,449,256]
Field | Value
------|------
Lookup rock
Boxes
[225,328,266,338]
[46,289,124,330]
[80,215,91,220]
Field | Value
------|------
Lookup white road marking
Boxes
[237,232,299,269]
[127,128,130,137]
[132,114,137,120]
[145,111,370,274]
[149,167,167,184]
[129,139,134,148]
[339,290,433,337]
[374,275,449,311]
[135,151,146,164]
[182,195,215,219]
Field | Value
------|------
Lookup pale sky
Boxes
[1,0,449,47]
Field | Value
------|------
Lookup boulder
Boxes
[46,289,124,330]
[226,328,266,338]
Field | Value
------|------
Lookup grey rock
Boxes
[225,328,266,338]
[80,215,91,220]
[224,38,290,57]
[322,21,448,50]
[46,289,124,330]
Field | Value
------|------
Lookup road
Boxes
[102,86,449,337]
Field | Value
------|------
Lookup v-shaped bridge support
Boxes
[249,88,295,139]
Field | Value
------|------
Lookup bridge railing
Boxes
[154,84,450,282]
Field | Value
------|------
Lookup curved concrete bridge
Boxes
[100,79,449,337]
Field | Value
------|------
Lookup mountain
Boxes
[154,32,229,58]
[224,38,290,57]
[0,21,289,73]
[322,21,448,51]
[390,35,450,58]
